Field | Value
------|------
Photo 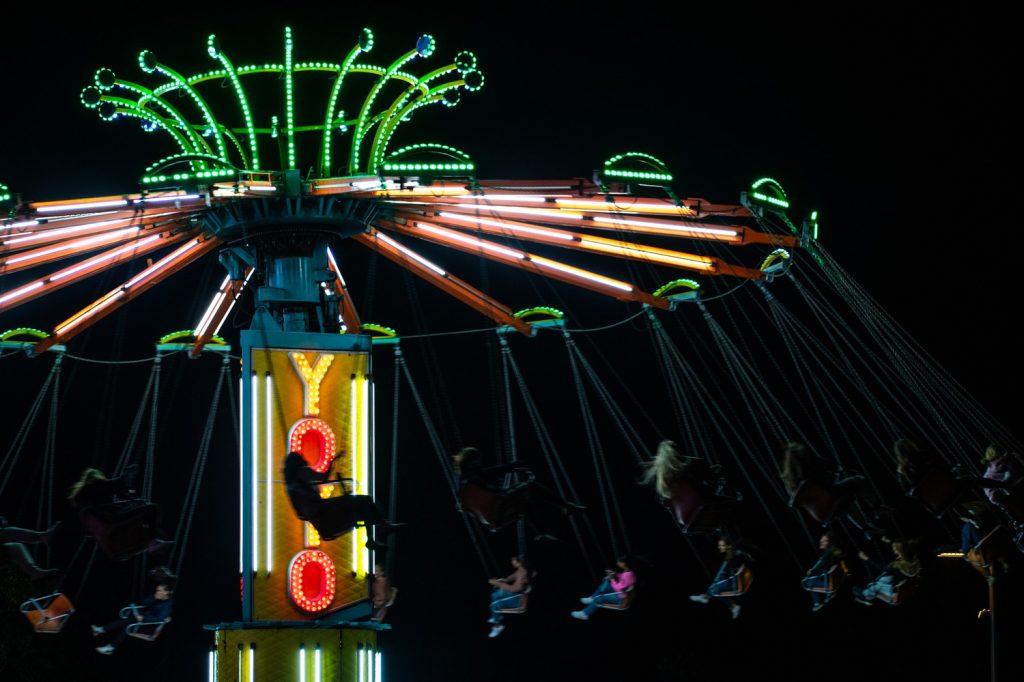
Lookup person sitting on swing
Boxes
[283,451,396,544]
[801,531,845,611]
[689,536,749,619]
[973,446,1023,511]
[0,515,60,580]
[370,563,395,623]
[453,447,583,530]
[642,440,733,531]
[486,555,530,638]
[91,569,175,654]
[570,555,637,620]
[853,538,921,606]
[781,442,863,522]
[68,467,173,556]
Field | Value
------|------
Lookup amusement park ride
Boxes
[2,24,1016,682]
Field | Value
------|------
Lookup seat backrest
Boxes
[668,479,706,529]
[21,593,74,634]
[791,480,838,524]
[459,483,500,528]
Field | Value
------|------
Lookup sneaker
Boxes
[90,624,104,637]
[487,617,498,625]
[812,601,827,613]
[729,603,742,620]
[580,597,594,605]
[95,645,116,655]
[688,594,710,604]
[488,624,505,638]
[570,610,590,621]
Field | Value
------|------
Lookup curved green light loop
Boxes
[0,327,50,342]
[653,279,701,297]
[368,63,456,172]
[376,80,466,168]
[319,40,368,176]
[112,79,210,165]
[360,323,398,338]
[217,124,250,169]
[145,152,237,174]
[99,96,197,159]
[349,47,426,174]
[158,329,227,345]
[151,59,228,161]
[208,36,260,170]
[513,306,564,321]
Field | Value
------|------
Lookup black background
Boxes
[1,3,1020,681]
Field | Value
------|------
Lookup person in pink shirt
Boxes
[570,556,636,620]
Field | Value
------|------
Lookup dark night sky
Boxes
[1,4,1021,681]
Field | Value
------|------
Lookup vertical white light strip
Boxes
[239,378,244,574]
[357,647,365,682]
[237,646,242,682]
[247,644,255,682]
[251,373,260,574]
[208,649,215,682]
[350,376,358,574]
[314,645,322,681]
[360,374,370,574]
[298,645,306,682]
[367,649,374,682]
[265,373,273,573]
[375,651,382,682]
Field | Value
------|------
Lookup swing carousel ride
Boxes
[1,24,1021,682]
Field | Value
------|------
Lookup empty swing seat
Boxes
[597,585,635,612]
[20,593,75,634]
[495,586,530,614]
[119,604,170,641]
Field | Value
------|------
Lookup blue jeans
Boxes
[490,588,523,624]
[582,577,623,616]
[961,522,981,553]
[708,563,738,598]
[801,573,831,606]
[860,574,896,602]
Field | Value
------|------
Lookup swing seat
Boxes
[789,480,841,525]
[460,469,536,532]
[495,586,530,614]
[965,526,1008,577]
[803,561,848,594]
[372,587,398,622]
[119,604,170,641]
[715,565,753,598]
[20,592,75,634]
[909,466,963,518]
[596,585,635,611]
[875,577,916,606]
[84,501,160,561]
[667,479,737,534]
